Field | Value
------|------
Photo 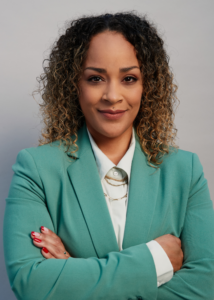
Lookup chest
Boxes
[40,166,189,259]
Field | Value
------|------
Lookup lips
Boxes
[98,109,127,114]
[98,109,127,120]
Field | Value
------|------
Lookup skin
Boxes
[31,31,183,272]
[78,30,143,165]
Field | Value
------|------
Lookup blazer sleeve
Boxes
[157,153,214,300]
[3,149,158,300]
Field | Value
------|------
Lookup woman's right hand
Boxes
[155,234,184,272]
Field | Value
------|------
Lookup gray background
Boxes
[1,0,213,299]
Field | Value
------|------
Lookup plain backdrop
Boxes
[1,0,214,299]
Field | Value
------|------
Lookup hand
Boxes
[155,234,184,272]
[31,226,72,259]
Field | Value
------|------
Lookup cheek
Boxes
[78,86,101,110]
[127,87,143,109]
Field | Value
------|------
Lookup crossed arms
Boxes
[3,149,214,300]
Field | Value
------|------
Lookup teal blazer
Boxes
[3,122,214,300]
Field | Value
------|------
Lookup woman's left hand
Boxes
[31,226,72,259]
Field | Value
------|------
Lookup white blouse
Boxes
[87,126,173,287]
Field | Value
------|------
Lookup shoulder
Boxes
[159,147,204,185]
[152,148,208,203]
[14,140,73,171]
[24,140,64,157]
[160,147,198,169]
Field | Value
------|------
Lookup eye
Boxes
[87,76,102,82]
[124,76,137,83]
[87,75,138,83]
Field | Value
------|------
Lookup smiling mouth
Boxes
[97,109,127,120]
[98,109,127,114]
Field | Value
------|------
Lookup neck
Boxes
[86,123,133,165]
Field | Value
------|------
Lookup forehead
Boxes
[84,31,139,68]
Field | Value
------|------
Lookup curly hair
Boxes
[34,11,179,166]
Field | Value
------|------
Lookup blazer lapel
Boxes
[67,123,160,256]
[122,131,161,249]
[67,123,119,258]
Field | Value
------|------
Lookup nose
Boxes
[102,81,123,104]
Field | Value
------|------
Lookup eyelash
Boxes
[87,76,137,83]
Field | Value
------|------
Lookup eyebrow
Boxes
[84,66,139,73]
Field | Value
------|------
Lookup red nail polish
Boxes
[31,231,35,236]
[41,226,48,232]
[43,247,49,253]
[34,238,42,243]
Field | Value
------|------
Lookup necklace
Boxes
[103,174,128,201]
[104,174,128,187]
[103,191,127,201]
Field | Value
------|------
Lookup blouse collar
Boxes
[86,126,136,181]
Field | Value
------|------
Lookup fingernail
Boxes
[31,231,40,237]
[42,247,49,253]
[41,226,48,232]
[34,238,42,243]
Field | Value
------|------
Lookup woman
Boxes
[3,12,214,300]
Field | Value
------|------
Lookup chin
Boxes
[99,124,128,138]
